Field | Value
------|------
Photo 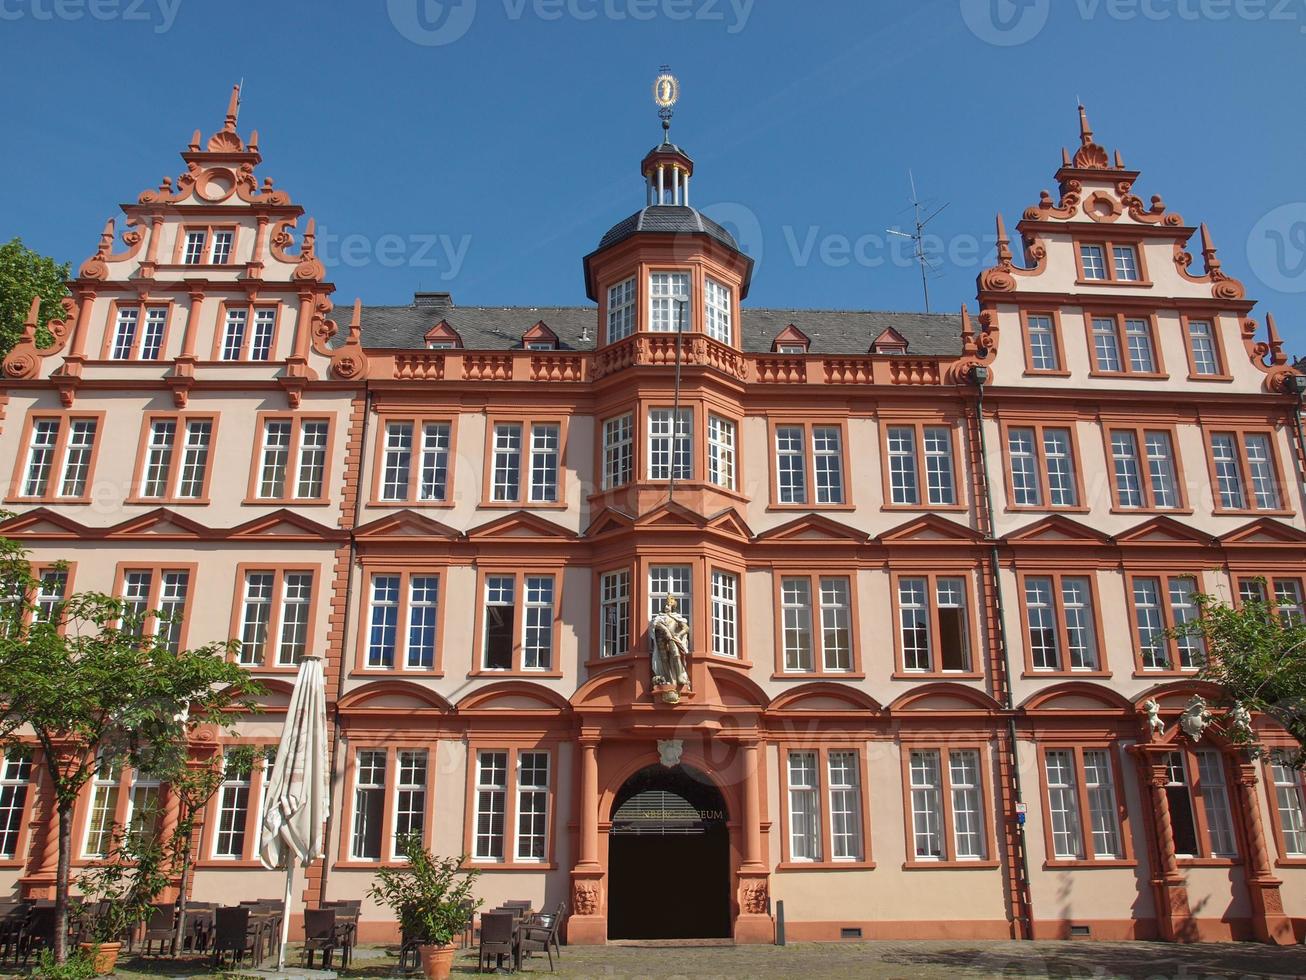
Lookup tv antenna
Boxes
[886,171,948,313]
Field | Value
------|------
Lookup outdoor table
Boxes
[182,908,216,952]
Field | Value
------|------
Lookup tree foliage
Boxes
[0,522,259,960]
[0,238,70,354]
[1173,584,1306,767]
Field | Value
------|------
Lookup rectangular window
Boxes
[648,409,692,481]
[218,307,276,361]
[776,425,808,504]
[1080,244,1107,280]
[1210,433,1247,510]
[1113,245,1140,281]
[908,747,988,862]
[704,278,732,344]
[515,752,550,861]
[220,309,247,361]
[83,757,122,858]
[707,415,736,491]
[21,419,61,497]
[212,750,253,859]
[1024,574,1098,672]
[898,576,969,673]
[1187,320,1222,376]
[175,420,212,499]
[787,751,821,862]
[1270,751,1306,857]
[600,569,630,658]
[1091,317,1123,373]
[648,566,692,628]
[1162,750,1236,859]
[380,423,413,502]
[710,570,738,658]
[474,751,508,861]
[1244,433,1281,510]
[393,749,427,857]
[483,576,515,670]
[57,419,97,499]
[607,276,636,342]
[602,414,633,490]
[649,272,691,332]
[828,750,864,861]
[210,230,234,265]
[781,577,814,672]
[237,569,314,667]
[888,427,919,505]
[1025,314,1060,372]
[379,420,451,503]
[1025,577,1061,671]
[406,576,439,670]
[350,750,386,861]
[1109,428,1180,510]
[1043,748,1123,861]
[812,426,844,504]
[528,423,560,503]
[142,419,177,498]
[256,418,329,501]
[888,424,955,506]
[491,423,522,502]
[522,576,555,670]
[1007,425,1077,508]
[780,576,854,674]
[923,427,956,505]
[417,423,451,501]
[1195,750,1236,857]
[156,571,189,653]
[34,569,68,624]
[110,306,168,361]
[1124,318,1157,373]
[0,749,32,859]
[182,230,207,265]
[818,577,852,672]
[1133,575,1204,671]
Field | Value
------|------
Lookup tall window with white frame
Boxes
[704,278,732,344]
[602,414,634,490]
[212,750,253,860]
[607,277,636,342]
[1024,576,1098,671]
[1133,575,1205,671]
[350,750,386,861]
[516,752,550,862]
[1080,244,1107,280]
[908,749,986,862]
[649,566,691,627]
[522,576,555,670]
[483,576,515,670]
[257,419,328,500]
[1270,751,1306,858]
[1044,748,1123,861]
[776,426,807,504]
[110,306,168,361]
[648,409,692,482]
[474,751,508,861]
[600,569,630,658]
[0,749,32,860]
[1161,750,1236,859]
[898,577,970,673]
[83,757,121,858]
[1025,314,1060,371]
[649,272,691,332]
[393,749,427,858]
[812,426,845,504]
[1187,320,1222,376]
[706,415,736,490]
[787,751,821,862]
[528,424,561,503]
[828,750,864,862]
[1109,429,1179,510]
[710,570,738,658]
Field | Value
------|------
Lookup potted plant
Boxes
[75,825,173,975]
[368,833,480,980]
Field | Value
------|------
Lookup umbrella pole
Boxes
[278,861,294,971]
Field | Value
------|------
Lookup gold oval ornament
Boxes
[653,73,679,110]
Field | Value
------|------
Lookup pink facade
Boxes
[1,93,1305,944]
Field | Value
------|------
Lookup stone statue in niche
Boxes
[1142,699,1164,738]
[650,596,691,704]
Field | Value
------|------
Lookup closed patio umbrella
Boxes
[259,653,330,971]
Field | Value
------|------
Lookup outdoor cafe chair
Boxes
[141,903,177,957]
[211,906,260,969]
[302,907,342,970]
[477,910,517,974]
[519,912,558,972]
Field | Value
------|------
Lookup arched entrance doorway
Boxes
[606,764,731,940]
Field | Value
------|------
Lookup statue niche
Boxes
[649,596,692,704]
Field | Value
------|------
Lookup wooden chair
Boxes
[302,907,342,970]
[477,911,517,974]
[211,906,259,968]
[141,903,176,957]
[18,906,56,966]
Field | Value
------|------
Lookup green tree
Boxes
[1173,583,1306,767]
[0,238,70,354]
[0,525,259,962]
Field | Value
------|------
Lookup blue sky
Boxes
[0,0,1302,355]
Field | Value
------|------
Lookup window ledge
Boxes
[1042,859,1137,870]
[1005,504,1091,514]
[1022,670,1112,680]
[880,504,969,514]
[892,671,984,682]
[464,862,558,872]
[1177,857,1241,867]
[776,860,876,872]
[368,500,455,509]
[194,859,267,870]
[1186,374,1234,383]
[1131,669,1201,680]
[1109,507,1193,517]
[124,496,211,507]
[467,670,565,680]
[1022,370,1073,379]
[771,672,866,682]
[765,503,855,513]
[1075,279,1154,288]
[1274,857,1306,868]
[242,497,333,507]
[902,859,1000,870]
[1085,371,1170,381]
[1213,508,1295,519]
[349,669,445,679]
[4,495,93,506]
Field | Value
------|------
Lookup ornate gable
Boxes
[878,513,983,546]
[755,513,866,545]
[105,509,209,540]
[1113,516,1214,548]
[466,511,577,542]
[1003,514,1112,547]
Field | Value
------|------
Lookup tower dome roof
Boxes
[597,204,738,251]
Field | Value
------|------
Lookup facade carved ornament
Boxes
[740,879,769,915]
[1178,696,1213,743]
[1,295,75,381]
[572,880,601,916]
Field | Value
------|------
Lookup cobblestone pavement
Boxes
[340,940,1306,979]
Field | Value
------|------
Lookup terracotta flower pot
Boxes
[78,941,122,976]
[418,942,457,980]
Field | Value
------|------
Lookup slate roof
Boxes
[598,205,738,251]
[354,299,963,356]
